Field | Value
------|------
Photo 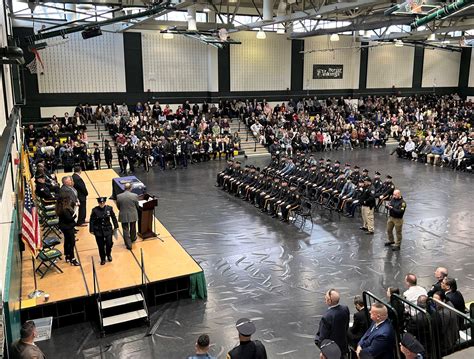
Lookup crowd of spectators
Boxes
[387,95,473,172]
[314,267,468,359]
[24,93,472,175]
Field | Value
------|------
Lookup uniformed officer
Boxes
[385,189,407,251]
[104,140,113,169]
[93,142,101,170]
[226,318,267,359]
[359,177,376,235]
[89,197,119,265]
[35,175,56,200]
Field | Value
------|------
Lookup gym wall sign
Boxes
[313,65,344,79]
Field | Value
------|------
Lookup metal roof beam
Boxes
[231,0,381,31]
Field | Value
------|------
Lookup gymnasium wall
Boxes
[36,32,126,93]
[141,31,218,92]
[367,44,415,89]
[12,24,474,121]
[303,35,360,90]
[230,31,291,92]
[422,48,461,88]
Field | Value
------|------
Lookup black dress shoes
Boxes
[384,242,395,247]
[100,260,106,265]
[359,227,368,231]
[107,255,112,262]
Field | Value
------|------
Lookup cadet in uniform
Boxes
[104,140,113,169]
[89,197,119,265]
[35,175,56,200]
[385,189,407,251]
[93,142,101,170]
[226,318,267,359]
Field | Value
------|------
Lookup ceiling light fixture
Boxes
[277,28,285,34]
[203,6,210,13]
[256,29,266,39]
[330,33,340,42]
[428,33,436,41]
[394,40,403,47]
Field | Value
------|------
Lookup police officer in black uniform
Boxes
[35,175,56,200]
[89,197,119,265]
[226,318,267,359]
[104,139,113,169]
[93,142,101,170]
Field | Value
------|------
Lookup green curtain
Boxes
[189,272,207,300]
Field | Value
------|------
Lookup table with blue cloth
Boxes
[110,176,147,200]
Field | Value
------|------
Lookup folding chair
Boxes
[36,247,63,278]
[293,199,314,230]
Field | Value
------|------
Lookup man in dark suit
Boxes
[72,166,89,226]
[315,289,350,358]
[442,277,466,313]
[357,303,396,359]
[116,183,139,250]
[347,295,369,349]
[59,175,78,205]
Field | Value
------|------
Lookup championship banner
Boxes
[313,65,344,79]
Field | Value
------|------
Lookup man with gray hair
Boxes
[315,289,350,357]
[116,182,139,250]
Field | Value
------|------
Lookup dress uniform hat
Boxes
[354,165,360,169]
[319,339,341,359]
[335,160,340,164]
[345,163,351,167]
[375,171,381,176]
[386,175,392,179]
[401,333,425,354]
[362,168,369,173]
[97,197,107,203]
[236,318,256,336]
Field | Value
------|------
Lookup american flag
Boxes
[22,178,42,256]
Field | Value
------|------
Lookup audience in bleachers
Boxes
[25,93,473,176]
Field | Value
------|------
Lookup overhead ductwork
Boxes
[23,1,170,43]
[411,0,474,29]
[187,6,197,31]
[263,0,274,22]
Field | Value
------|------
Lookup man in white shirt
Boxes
[403,273,427,305]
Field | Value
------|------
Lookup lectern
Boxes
[138,194,158,239]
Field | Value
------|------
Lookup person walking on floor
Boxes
[56,197,80,266]
[116,182,139,250]
[89,197,119,265]
[384,189,406,251]
[72,166,88,226]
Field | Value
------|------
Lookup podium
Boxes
[138,194,158,239]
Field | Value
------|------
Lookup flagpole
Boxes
[28,256,44,299]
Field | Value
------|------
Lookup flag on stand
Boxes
[22,178,42,256]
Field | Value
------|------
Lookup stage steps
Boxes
[229,118,269,156]
[97,290,149,336]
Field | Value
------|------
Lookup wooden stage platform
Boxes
[20,169,204,327]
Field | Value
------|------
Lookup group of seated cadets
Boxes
[216,153,396,221]
[217,161,302,223]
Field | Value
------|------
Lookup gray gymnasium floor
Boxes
[40,146,473,358]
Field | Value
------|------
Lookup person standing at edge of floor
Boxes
[315,289,350,358]
[226,318,267,359]
[72,166,89,226]
[116,182,139,250]
[384,189,406,251]
[359,177,376,235]
[89,197,119,265]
